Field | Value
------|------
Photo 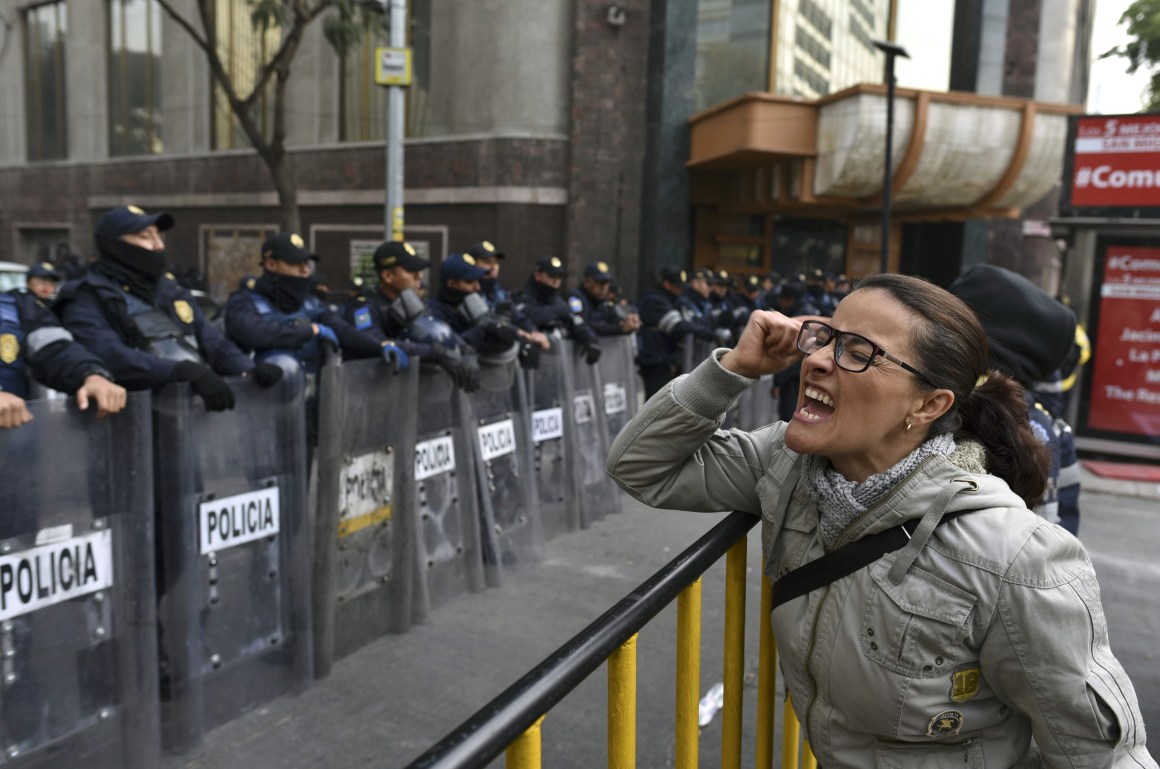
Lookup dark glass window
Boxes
[23,1,68,161]
[108,0,163,156]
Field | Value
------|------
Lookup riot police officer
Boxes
[224,232,406,374]
[427,252,540,367]
[344,240,479,391]
[0,288,126,428]
[514,256,602,365]
[57,205,276,411]
[466,241,511,313]
[636,267,721,399]
[565,261,641,336]
[25,262,62,303]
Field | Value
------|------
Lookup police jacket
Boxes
[342,288,433,359]
[513,280,598,347]
[426,292,509,357]
[565,287,625,336]
[607,353,1154,769]
[0,290,112,398]
[1027,394,1080,536]
[224,275,382,366]
[636,286,715,368]
[57,270,253,390]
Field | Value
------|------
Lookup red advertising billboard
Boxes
[1070,115,1160,209]
[1087,245,1160,436]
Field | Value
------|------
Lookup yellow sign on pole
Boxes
[374,46,412,87]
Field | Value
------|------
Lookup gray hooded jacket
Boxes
[607,352,1154,769]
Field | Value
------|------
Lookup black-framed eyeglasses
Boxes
[795,320,937,388]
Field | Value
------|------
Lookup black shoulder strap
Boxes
[770,510,970,611]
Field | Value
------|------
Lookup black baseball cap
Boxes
[535,256,567,277]
[659,267,687,286]
[712,269,730,286]
[261,232,313,265]
[27,262,61,280]
[95,205,174,238]
[375,241,430,272]
[467,240,505,261]
[583,261,613,282]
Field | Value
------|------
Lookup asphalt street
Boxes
[162,469,1160,769]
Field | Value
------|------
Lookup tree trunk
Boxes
[269,152,301,234]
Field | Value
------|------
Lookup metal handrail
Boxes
[401,510,759,769]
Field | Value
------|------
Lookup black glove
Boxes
[694,326,719,343]
[479,317,518,348]
[461,355,481,393]
[173,361,235,411]
[429,345,466,388]
[254,361,284,388]
[582,342,602,365]
[518,341,541,370]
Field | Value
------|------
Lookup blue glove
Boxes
[315,323,340,349]
[381,341,410,372]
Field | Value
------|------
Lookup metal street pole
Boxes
[872,40,909,274]
[385,0,406,241]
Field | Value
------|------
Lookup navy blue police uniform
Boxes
[636,268,720,399]
[0,290,113,398]
[565,261,628,337]
[513,257,601,364]
[427,252,523,359]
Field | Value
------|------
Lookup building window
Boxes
[23,1,68,161]
[108,0,163,156]
[694,0,771,111]
[849,13,877,54]
[795,25,831,71]
[799,0,833,41]
[211,0,278,150]
[339,19,387,142]
[851,0,876,28]
[794,57,830,96]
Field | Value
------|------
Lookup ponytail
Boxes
[955,371,1049,508]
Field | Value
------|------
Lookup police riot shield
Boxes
[465,359,542,587]
[571,344,621,526]
[412,367,484,624]
[314,360,417,677]
[524,340,579,541]
[153,374,312,754]
[0,394,157,769]
[595,335,638,441]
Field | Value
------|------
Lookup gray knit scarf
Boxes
[805,433,957,549]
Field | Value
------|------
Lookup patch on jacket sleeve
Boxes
[353,306,372,330]
[568,296,584,314]
[927,710,964,737]
[949,666,981,703]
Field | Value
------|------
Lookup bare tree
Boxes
[155,0,372,232]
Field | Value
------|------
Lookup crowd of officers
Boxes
[0,204,1083,536]
[0,203,848,431]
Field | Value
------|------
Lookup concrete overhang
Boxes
[688,84,1082,218]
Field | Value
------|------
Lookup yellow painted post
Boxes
[802,740,818,769]
[755,577,776,769]
[781,695,800,769]
[721,539,747,769]
[506,716,545,769]
[609,634,638,769]
[675,579,702,769]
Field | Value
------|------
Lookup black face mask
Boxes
[94,233,168,299]
[530,279,558,303]
[438,284,471,307]
[256,270,314,313]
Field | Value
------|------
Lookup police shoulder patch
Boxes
[173,300,194,325]
[568,296,584,314]
[353,307,372,330]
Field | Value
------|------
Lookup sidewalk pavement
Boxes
[1078,462,1160,500]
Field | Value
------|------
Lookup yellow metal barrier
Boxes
[782,694,801,769]
[505,716,544,769]
[676,579,702,769]
[755,577,776,769]
[722,539,747,769]
[609,635,637,769]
